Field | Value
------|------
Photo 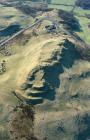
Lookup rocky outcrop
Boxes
[15,38,85,105]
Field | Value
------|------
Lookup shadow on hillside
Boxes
[43,63,64,100]
[0,24,21,37]
[60,39,81,68]
[75,113,90,140]
[27,40,81,105]
[58,10,82,32]
[27,63,64,104]
[76,0,90,10]
[40,40,81,101]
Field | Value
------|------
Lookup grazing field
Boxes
[48,0,75,11]
[51,0,76,5]
[0,6,34,29]
[74,7,90,44]
[48,0,90,44]
[48,4,73,11]
[75,15,90,44]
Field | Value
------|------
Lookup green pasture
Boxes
[51,0,76,5]
[49,0,90,44]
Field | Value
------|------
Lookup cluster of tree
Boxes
[58,10,81,32]
[76,0,90,10]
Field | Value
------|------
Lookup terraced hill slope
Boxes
[0,2,90,140]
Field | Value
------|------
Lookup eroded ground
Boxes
[0,4,90,140]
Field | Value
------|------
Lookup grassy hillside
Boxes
[0,6,34,29]
[0,2,90,140]
[50,0,75,5]
[74,9,90,44]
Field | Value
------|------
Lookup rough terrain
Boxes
[0,1,90,140]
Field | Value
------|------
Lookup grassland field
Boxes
[49,0,90,44]
[0,6,34,29]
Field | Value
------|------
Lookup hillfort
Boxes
[0,1,90,140]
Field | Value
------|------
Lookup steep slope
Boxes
[0,8,90,140]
